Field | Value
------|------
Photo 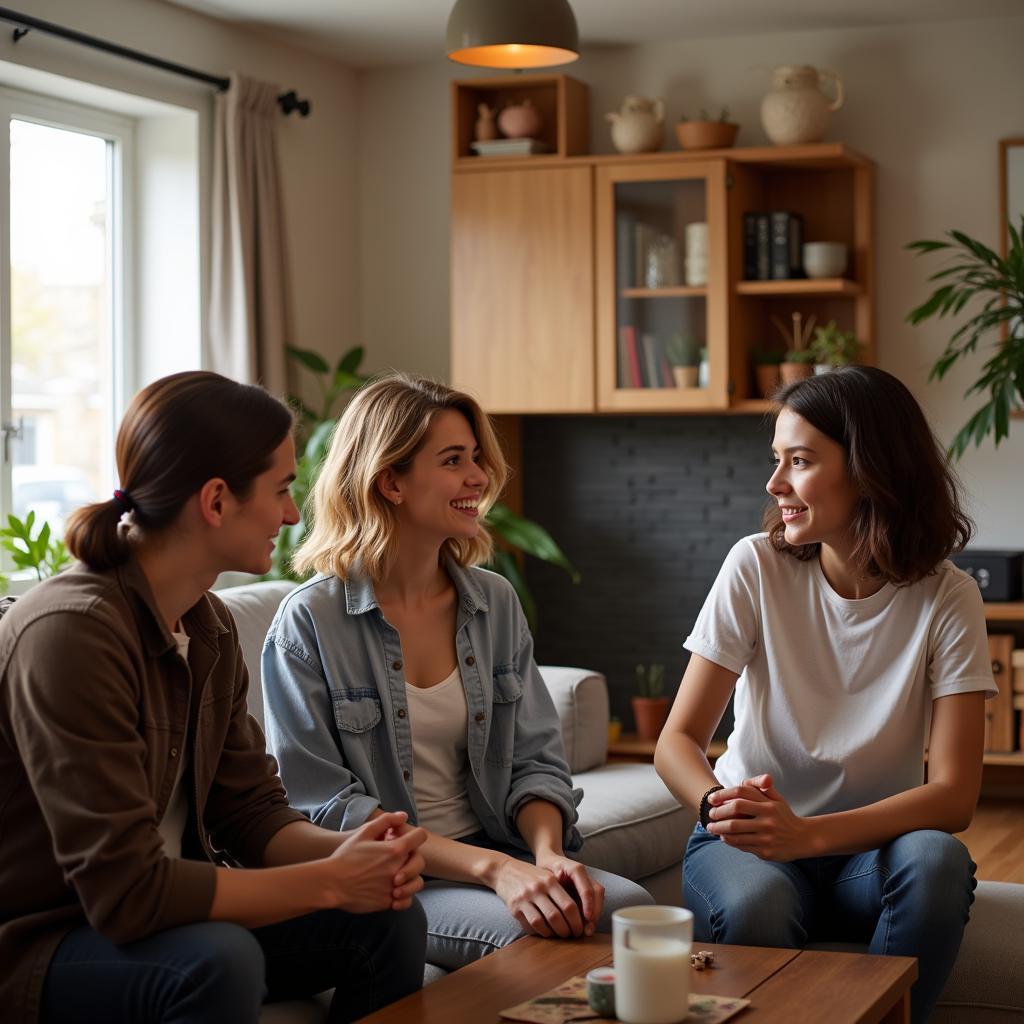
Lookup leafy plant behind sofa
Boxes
[0,511,72,592]
[269,345,578,628]
[906,216,1024,459]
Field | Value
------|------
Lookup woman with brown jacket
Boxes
[0,372,427,1023]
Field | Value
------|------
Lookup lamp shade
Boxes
[446,0,579,68]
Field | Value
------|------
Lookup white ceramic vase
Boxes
[761,65,844,146]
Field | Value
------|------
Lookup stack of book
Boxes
[470,138,551,157]
[617,326,674,388]
[743,211,805,280]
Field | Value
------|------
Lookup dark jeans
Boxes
[40,902,427,1024]
[684,826,976,1024]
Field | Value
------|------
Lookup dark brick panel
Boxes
[521,414,775,733]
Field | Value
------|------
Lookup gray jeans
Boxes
[419,831,654,971]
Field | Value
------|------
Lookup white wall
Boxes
[356,14,1024,545]
[1,0,360,377]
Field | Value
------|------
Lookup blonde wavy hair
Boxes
[293,373,508,581]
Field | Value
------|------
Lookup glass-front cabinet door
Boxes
[595,160,728,411]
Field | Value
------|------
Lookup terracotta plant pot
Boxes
[675,121,739,151]
[780,360,814,384]
[673,365,700,388]
[632,697,670,741]
[755,364,782,399]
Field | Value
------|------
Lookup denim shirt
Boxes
[261,562,582,853]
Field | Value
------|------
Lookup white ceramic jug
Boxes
[760,65,844,145]
[606,96,664,154]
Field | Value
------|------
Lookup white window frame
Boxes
[0,86,135,575]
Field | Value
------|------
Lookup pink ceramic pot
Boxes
[498,100,542,139]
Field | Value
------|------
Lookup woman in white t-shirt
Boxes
[654,365,994,1024]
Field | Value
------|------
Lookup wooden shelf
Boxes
[728,398,774,415]
[735,278,862,297]
[621,286,707,299]
[983,602,1024,622]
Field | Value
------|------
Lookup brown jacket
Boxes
[0,559,304,1022]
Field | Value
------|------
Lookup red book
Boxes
[621,325,643,387]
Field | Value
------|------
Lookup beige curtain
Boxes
[208,73,290,395]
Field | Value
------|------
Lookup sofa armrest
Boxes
[538,666,609,773]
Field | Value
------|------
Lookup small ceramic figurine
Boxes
[606,96,664,153]
[475,103,497,142]
[497,99,542,139]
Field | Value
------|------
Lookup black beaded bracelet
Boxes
[698,784,725,829]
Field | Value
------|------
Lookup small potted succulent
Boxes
[665,333,701,387]
[810,320,862,374]
[751,346,784,399]
[632,663,669,741]
[675,106,740,151]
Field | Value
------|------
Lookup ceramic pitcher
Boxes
[606,96,664,154]
[760,65,844,145]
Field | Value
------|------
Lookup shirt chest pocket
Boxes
[331,692,382,735]
[485,670,523,767]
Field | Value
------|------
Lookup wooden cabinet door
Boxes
[451,166,594,413]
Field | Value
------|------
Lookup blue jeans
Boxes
[684,825,975,1024]
[418,830,654,971]
[40,904,427,1024]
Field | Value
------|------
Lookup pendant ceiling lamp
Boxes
[446,0,579,69]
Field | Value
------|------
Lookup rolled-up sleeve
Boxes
[5,613,216,944]
[262,613,381,832]
[504,621,583,852]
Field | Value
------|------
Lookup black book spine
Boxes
[789,213,805,278]
[770,211,791,280]
[755,214,771,281]
[743,213,758,280]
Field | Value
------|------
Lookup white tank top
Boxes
[405,667,480,839]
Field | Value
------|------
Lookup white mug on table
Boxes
[613,905,694,1024]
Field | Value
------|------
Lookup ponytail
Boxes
[65,500,133,571]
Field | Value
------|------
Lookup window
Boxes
[0,87,132,547]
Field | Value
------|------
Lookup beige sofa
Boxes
[218,581,1024,1023]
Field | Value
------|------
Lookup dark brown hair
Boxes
[762,365,973,584]
[65,371,293,570]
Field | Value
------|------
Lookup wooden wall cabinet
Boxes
[449,74,875,415]
[451,165,594,413]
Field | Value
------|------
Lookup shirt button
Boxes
[393,660,403,671]
[475,711,485,723]
[403,769,410,781]
[465,655,476,666]
[170,747,179,758]
[397,708,407,718]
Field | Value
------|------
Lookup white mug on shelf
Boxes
[613,905,693,1023]
[685,221,709,258]
[802,241,848,278]
[684,257,708,287]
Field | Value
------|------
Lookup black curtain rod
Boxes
[0,6,311,116]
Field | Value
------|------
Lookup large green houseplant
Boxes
[906,217,1024,459]
[271,345,578,628]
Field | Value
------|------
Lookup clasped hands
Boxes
[704,773,816,861]
[492,852,605,940]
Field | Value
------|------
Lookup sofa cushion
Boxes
[218,580,296,729]
[573,762,691,882]
[539,667,609,773]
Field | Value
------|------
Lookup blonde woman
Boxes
[262,373,651,971]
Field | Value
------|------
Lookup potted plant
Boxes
[906,217,1024,459]
[632,663,669,741]
[810,320,862,374]
[751,347,784,398]
[0,511,71,592]
[665,333,701,387]
[772,311,817,383]
[675,106,739,151]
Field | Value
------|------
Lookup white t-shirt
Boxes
[157,630,191,858]
[684,534,996,818]
[406,667,480,839]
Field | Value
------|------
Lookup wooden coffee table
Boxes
[360,935,916,1024]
